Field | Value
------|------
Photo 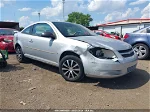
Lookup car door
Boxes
[29,23,60,64]
[19,25,33,54]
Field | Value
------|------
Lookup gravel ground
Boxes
[0,54,150,109]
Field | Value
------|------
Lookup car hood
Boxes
[70,35,131,51]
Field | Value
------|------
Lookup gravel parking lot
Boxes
[0,54,150,109]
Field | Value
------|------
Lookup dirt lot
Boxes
[0,54,150,109]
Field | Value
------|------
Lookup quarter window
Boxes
[22,26,32,34]
[32,23,55,37]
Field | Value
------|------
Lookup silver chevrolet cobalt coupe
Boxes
[14,22,138,82]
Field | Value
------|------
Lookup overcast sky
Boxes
[0,0,149,27]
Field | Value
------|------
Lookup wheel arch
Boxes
[132,42,150,49]
[59,51,81,62]
[14,42,25,54]
[15,43,21,49]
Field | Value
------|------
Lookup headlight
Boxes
[4,38,13,43]
[88,47,118,60]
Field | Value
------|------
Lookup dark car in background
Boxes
[0,28,18,52]
[124,26,150,60]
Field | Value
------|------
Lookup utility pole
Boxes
[62,0,65,21]
[38,12,40,21]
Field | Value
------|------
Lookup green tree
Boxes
[19,27,24,31]
[66,12,93,27]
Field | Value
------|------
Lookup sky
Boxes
[0,0,149,27]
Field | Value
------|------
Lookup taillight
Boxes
[124,34,129,39]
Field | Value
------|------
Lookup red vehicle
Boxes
[0,28,18,52]
[94,30,120,40]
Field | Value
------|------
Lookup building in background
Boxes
[97,19,150,36]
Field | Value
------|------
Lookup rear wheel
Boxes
[59,55,84,82]
[133,43,149,60]
[15,46,26,62]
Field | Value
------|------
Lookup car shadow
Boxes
[21,59,149,90]
[93,69,150,89]
[0,64,24,72]
[30,59,60,74]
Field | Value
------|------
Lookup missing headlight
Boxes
[89,47,104,58]
[88,47,118,60]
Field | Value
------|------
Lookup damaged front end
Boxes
[79,44,137,78]
[87,45,119,62]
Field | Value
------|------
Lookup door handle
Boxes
[29,39,33,43]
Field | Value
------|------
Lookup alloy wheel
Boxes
[62,59,80,80]
[133,45,146,59]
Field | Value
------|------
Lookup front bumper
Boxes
[81,52,138,78]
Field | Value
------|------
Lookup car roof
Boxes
[23,21,72,27]
[30,21,71,24]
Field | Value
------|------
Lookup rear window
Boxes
[133,26,150,33]
[0,29,16,35]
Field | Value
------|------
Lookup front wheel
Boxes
[59,55,84,82]
[133,43,149,60]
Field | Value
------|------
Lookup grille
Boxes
[118,48,134,58]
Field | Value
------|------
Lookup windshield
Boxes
[52,22,97,37]
[0,29,16,35]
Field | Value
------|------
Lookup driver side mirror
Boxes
[41,32,56,39]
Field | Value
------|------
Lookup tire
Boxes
[59,55,84,82]
[0,61,7,68]
[15,46,26,63]
[133,43,150,60]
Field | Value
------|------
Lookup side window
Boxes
[147,28,150,33]
[22,26,32,34]
[32,23,55,37]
